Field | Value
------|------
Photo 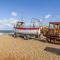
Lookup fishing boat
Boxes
[14,19,42,39]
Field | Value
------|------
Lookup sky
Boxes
[0,0,60,30]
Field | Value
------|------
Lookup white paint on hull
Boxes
[15,29,41,35]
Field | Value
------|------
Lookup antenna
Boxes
[19,12,24,22]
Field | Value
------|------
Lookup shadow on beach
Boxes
[44,47,60,55]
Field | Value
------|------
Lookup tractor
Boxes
[41,22,60,43]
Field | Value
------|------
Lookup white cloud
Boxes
[11,11,17,17]
[0,18,18,30]
[44,14,51,19]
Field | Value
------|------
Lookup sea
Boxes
[0,30,14,35]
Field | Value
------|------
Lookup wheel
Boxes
[24,35,29,40]
[13,32,17,38]
[35,35,38,38]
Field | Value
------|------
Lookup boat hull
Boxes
[15,28,41,35]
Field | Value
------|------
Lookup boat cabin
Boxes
[15,21,24,28]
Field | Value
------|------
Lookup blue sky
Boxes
[0,0,60,30]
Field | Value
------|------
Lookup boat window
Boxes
[16,22,24,28]
[49,24,54,29]
[49,24,60,29]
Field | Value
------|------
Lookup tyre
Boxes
[13,32,17,38]
[35,35,38,38]
[24,35,29,40]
